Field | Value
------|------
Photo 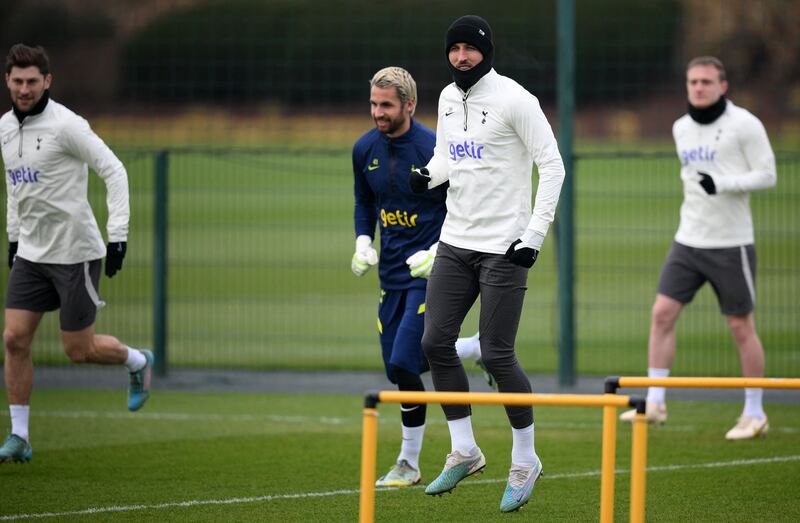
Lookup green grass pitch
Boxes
[1,388,799,521]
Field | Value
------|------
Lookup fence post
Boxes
[557,0,576,387]
[153,150,168,376]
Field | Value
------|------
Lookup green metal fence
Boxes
[4,149,795,377]
[1,0,797,378]
[573,152,799,377]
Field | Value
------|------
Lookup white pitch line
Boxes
[1,455,798,521]
[19,410,352,425]
[5,410,767,432]
[0,410,634,428]
[463,454,800,486]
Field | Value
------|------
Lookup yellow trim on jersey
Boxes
[417,303,426,315]
[377,318,383,334]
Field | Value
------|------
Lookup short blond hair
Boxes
[370,66,417,116]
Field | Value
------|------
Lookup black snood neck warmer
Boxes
[445,15,494,92]
[688,96,726,124]
[13,89,50,123]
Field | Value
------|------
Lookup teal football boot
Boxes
[500,456,543,512]
[425,449,485,495]
[128,349,154,411]
[0,434,32,464]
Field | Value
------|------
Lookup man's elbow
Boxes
[766,170,778,189]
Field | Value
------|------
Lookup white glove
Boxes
[405,242,438,279]
[351,235,378,276]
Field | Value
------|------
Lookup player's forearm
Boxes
[717,121,777,193]
[6,195,19,242]
[354,199,377,239]
[528,149,566,238]
[425,153,449,189]
[105,167,130,241]
[715,168,776,193]
[354,219,377,240]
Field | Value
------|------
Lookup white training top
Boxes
[672,100,776,248]
[425,69,565,254]
[2,99,129,263]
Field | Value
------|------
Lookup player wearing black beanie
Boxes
[445,15,494,91]
[412,14,566,513]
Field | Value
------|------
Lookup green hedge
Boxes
[121,0,679,107]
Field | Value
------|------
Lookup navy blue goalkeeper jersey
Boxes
[353,119,447,290]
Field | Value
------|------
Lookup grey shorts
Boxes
[6,257,105,331]
[657,241,756,315]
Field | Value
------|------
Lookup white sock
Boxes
[10,405,30,443]
[743,388,766,419]
[646,367,670,404]
[454,332,480,361]
[511,423,538,467]
[397,424,425,470]
[447,416,478,456]
[125,347,147,372]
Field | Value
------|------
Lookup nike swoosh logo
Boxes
[445,111,454,117]
[400,406,419,412]
[367,165,379,171]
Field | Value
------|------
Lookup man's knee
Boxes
[3,327,33,356]
[420,328,442,360]
[392,365,425,392]
[651,296,681,330]
[726,314,757,344]
[479,346,516,375]
[62,339,92,363]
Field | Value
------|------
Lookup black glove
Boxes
[105,241,127,278]
[8,241,18,269]
[409,167,431,194]
[504,239,539,269]
[698,171,717,195]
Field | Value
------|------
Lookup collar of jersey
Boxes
[380,118,418,144]
[688,95,727,124]
[13,89,50,123]
[452,68,497,98]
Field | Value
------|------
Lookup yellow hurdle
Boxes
[359,407,380,522]
[604,375,800,523]
[359,390,647,523]
[610,376,800,390]
[629,412,648,523]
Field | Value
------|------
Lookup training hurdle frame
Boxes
[605,376,800,520]
[606,376,800,394]
[360,391,648,523]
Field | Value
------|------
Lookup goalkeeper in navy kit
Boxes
[352,66,482,487]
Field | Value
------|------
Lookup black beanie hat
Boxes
[445,15,494,91]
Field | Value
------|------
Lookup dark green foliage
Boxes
[0,2,114,50]
[120,0,679,107]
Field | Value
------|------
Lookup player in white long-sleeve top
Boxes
[409,15,564,512]
[0,44,153,464]
[620,56,777,440]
